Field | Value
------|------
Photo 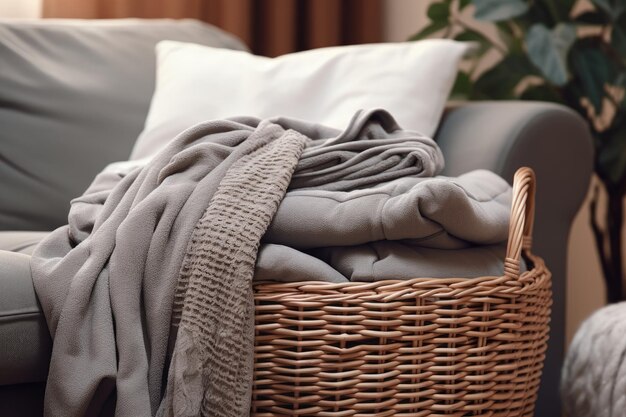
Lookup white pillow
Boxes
[130,39,471,159]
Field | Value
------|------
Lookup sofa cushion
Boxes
[0,250,51,386]
[0,19,247,231]
[0,232,51,387]
[130,39,471,159]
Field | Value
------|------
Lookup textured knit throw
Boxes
[157,128,308,417]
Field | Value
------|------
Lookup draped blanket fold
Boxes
[31,109,512,417]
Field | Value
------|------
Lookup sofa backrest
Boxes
[0,19,247,230]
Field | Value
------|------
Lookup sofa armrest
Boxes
[435,100,594,417]
[0,250,51,386]
[437,101,593,200]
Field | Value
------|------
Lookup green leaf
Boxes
[613,27,626,57]
[519,83,564,103]
[612,15,626,58]
[569,45,617,112]
[574,11,607,24]
[616,71,626,89]
[592,0,613,14]
[525,23,577,86]
[472,0,529,21]
[454,29,492,55]
[598,123,626,185]
[427,2,450,22]
[550,0,577,19]
[459,0,472,9]
[528,0,576,24]
[616,72,626,116]
[592,0,626,18]
[408,21,447,40]
[472,54,537,99]
[450,71,472,99]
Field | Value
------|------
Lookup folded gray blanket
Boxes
[256,170,513,283]
[269,170,511,249]
[31,109,512,417]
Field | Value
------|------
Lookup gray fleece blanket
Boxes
[31,109,512,417]
[257,169,512,282]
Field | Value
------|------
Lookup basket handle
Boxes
[504,167,536,279]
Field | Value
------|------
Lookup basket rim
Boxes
[254,168,547,303]
[254,252,551,303]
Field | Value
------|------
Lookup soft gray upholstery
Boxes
[0,19,247,231]
[436,101,594,417]
[0,250,51,388]
[0,20,593,417]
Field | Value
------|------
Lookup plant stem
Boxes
[590,184,614,300]
[608,190,625,301]
[544,0,561,24]
[593,176,626,303]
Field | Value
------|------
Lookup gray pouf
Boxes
[562,301,626,417]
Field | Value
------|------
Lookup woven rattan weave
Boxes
[252,167,552,416]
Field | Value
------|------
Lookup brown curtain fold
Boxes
[307,0,342,50]
[43,0,383,56]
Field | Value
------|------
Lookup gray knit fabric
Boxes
[159,129,307,417]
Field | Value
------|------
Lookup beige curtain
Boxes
[43,0,382,56]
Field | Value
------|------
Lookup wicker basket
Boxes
[252,167,552,417]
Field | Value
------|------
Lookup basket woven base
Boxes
[252,255,550,416]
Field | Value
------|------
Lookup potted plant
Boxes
[411,0,626,302]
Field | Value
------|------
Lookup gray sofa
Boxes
[0,19,593,417]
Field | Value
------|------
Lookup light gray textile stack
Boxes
[264,169,513,282]
[31,109,513,417]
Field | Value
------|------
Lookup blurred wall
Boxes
[383,0,607,346]
[567,181,606,344]
[0,0,41,17]
[383,0,428,42]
